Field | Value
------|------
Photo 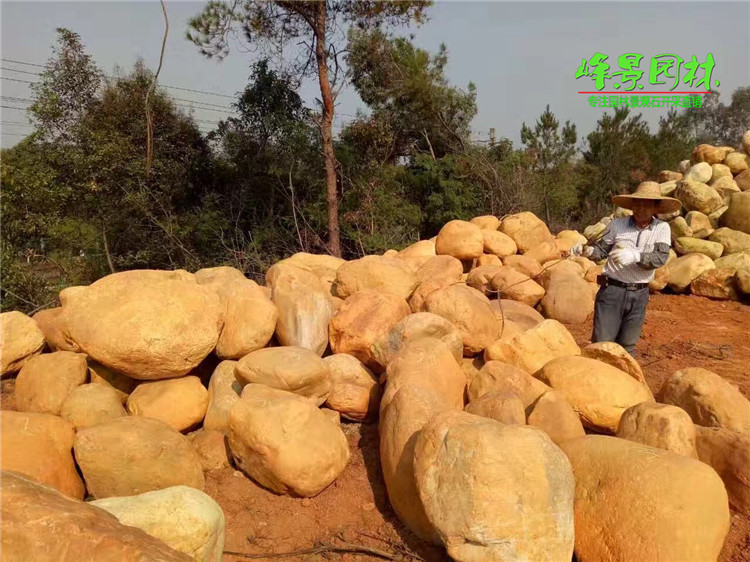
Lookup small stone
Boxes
[301,498,312,507]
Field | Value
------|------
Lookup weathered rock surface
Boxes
[0,472,192,562]
[1,411,85,499]
[74,416,204,499]
[14,350,88,415]
[560,436,730,562]
[235,347,331,406]
[658,367,750,435]
[0,310,46,374]
[127,376,209,432]
[414,412,575,562]
[536,356,654,433]
[227,384,349,497]
[91,486,225,562]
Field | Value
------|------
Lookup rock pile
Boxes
[584,130,750,301]
[0,134,749,560]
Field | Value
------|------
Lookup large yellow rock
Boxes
[91,486,225,562]
[691,268,739,300]
[435,220,484,260]
[709,226,750,254]
[695,426,750,515]
[424,284,499,356]
[667,253,716,292]
[669,216,692,240]
[14,351,88,415]
[380,339,465,412]
[414,255,463,284]
[684,161,713,182]
[467,360,551,408]
[560,435,730,562]
[407,278,453,313]
[235,346,331,406]
[267,253,345,292]
[536,259,584,290]
[323,354,380,422]
[540,271,594,324]
[372,312,463,367]
[64,272,223,380]
[484,319,580,374]
[0,472,192,562]
[189,429,230,471]
[469,215,501,230]
[499,211,553,253]
[61,383,126,430]
[674,237,724,259]
[720,191,750,234]
[616,402,697,457]
[32,307,77,351]
[398,239,436,259]
[724,150,750,174]
[691,144,730,165]
[489,267,545,307]
[527,390,585,446]
[502,253,542,277]
[581,341,645,383]
[380,384,448,543]
[329,290,410,372]
[212,280,277,360]
[658,170,682,182]
[712,176,741,205]
[203,361,241,433]
[474,254,502,267]
[0,311,45,375]
[74,416,204,499]
[333,255,417,300]
[227,384,349,497]
[524,239,561,264]
[492,298,544,330]
[413,412,575,562]
[715,252,750,273]
[465,264,503,295]
[269,263,332,356]
[465,390,525,424]
[736,169,750,191]
[658,367,750,435]
[127,376,209,432]
[482,230,517,257]
[536,356,654,433]
[1,411,85,499]
[674,180,723,214]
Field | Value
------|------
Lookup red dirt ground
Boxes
[2,293,749,561]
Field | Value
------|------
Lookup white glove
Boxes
[570,244,593,258]
[610,247,641,267]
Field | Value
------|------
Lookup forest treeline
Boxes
[2,20,749,313]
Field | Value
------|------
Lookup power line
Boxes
[1,57,235,99]
[1,67,41,76]
[1,58,45,68]
[1,95,33,104]
[0,105,28,111]
[0,120,31,125]
[2,77,36,85]
[1,132,29,137]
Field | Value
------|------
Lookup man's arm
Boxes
[637,222,671,270]
[587,223,616,261]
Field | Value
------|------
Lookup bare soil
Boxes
[2,293,748,561]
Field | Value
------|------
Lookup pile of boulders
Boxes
[2,152,750,560]
[584,129,750,301]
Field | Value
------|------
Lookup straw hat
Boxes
[612,182,681,214]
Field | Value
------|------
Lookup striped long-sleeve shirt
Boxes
[588,217,671,284]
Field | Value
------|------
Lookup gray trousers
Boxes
[592,284,649,355]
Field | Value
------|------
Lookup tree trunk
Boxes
[102,225,115,274]
[313,2,341,257]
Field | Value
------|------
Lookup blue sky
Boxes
[2,1,749,149]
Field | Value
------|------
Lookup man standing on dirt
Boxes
[569,183,681,356]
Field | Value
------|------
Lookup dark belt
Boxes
[596,275,648,291]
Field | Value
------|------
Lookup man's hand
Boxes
[570,244,594,258]
[610,247,641,267]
